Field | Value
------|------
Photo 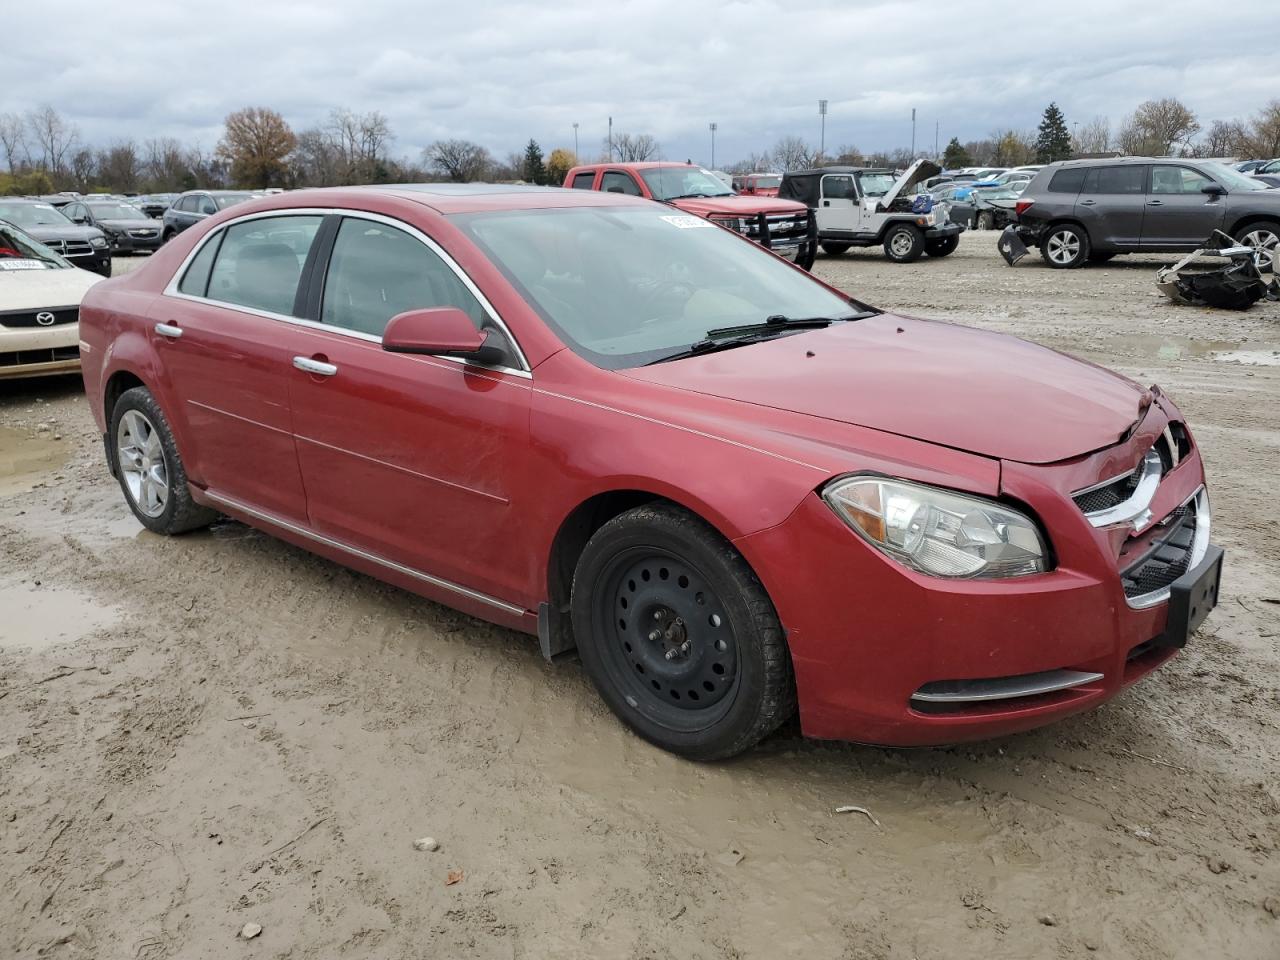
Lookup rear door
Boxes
[818,174,859,235]
[154,212,323,521]
[285,213,533,604]
[1075,165,1147,248]
[1141,164,1227,248]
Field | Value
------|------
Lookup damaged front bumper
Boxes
[1155,230,1280,310]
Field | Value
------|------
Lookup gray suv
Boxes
[1011,158,1280,270]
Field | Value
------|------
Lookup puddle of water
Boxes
[0,581,119,653]
[1214,349,1280,366]
[0,426,70,497]
[1100,334,1280,364]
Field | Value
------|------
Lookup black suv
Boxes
[0,198,112,276]
[1011,158,1280,270]
[162,190,260,242]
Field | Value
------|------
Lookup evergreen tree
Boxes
[522,139,546,185]
[1035,103,1073,163]
[942,137,971,169]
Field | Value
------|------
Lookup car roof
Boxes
[784,166,893,177]
[572,161,697,171]
[218,183,654,216]
[1045,156,1205,169]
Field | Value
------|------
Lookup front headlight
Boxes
[822,476,1048,579]
[89,236,108,248]
[710,216,745,233]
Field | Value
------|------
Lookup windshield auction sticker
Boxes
[0,260,50,270]
[659,215,714,229]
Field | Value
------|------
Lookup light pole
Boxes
[709,122,717,169]
[818,99,828,161]
[910,108,916,158]
[934,120,939,158]
[1072,121,1079,156]
[573,122,579,159]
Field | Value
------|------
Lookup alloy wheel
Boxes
[117,409,169,518]
[1047,230,1080,265]
[890,231,914,257]
[1242,228,1278,272]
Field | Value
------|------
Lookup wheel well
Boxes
[1225,214,1280,237]
[1037,218,1089,245]
[104,370,145,423]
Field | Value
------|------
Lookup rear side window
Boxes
[178,234,221,296]
[601,171,642,196]
[1047,168,1087,193]
[570,172,596,190]
[1083,165,1145,194]
[205,215,322,316]
[320,218,486,338]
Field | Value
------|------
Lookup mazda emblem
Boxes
[36,312,56,326]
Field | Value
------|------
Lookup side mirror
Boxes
[72,215,87,224]
[382,307,506,366]
[605,186,624,193]
[1202,183,1226,196]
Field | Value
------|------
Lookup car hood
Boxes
[98,218,162,231]
[22,223,105,242]
[877,159,942,210]
[624,314,1151,465]
[671,195,808,217]
[0,265,103,311]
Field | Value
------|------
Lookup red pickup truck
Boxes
[565,162,816,270]
[732,173,783,197]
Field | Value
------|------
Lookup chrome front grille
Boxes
[42,239,94,257]
[1119,488,1210,607]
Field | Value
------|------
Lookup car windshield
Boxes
[750,176,781,188]
[215,193,257,209]
[1201,162,1269,192]
[0,222,70,269]
[0,202,70,228]
[856,173,897,197]
[89,203,148,220]
[458,206,869,369]
[639,167,734,200]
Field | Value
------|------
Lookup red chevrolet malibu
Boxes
[79,185,1222,760]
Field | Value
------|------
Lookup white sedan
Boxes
[0,218,103,379]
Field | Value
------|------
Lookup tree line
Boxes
[3,96,1279,196]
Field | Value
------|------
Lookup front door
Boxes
[1141,164,1227,248]
[1075,165,1147,248]
[286,214,533,604]
[819,175,859,235]
[152,213,323,522]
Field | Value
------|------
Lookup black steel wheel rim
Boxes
[597,547,739,731]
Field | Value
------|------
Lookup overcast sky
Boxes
[5,1,1277,168]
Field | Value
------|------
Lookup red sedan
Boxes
[78,185,1223,759]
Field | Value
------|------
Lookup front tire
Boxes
[570,504,795,760]
[883,224,925,263]
[1040,223,1090,269]
[820,242,851,256]
[975,211,995,231]
[1234,220,1279,273]
[925,235,959,257]
[111,386,217,535]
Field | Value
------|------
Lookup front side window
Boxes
[1084,165,1145,194]
[571,172,596,190]
[601,171,642,196]
[822,176,854,200]
[1150,165,1213,195]
[458,206,865,370]
[176,196,196,213]
[205,215,322,315]
[321,218,486,338]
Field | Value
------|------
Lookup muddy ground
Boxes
[2,237,1278,959]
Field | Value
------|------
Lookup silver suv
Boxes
[1010,158,1280,270]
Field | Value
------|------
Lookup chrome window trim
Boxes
[160,206,532,378]
[201,489,526,617]
[1125,486,1210,610]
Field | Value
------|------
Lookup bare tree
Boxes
[769,136,815,171]
[425,139,491,181]
[609,132,659,162]
[69,147,97,191]
[327,108,393,183]
[1073,116,1111,155]
[1197,119,1249,158]
[832,144,864,165]
[1127,98,1200,156]
[27,105,79,176]
[0,113,28,173]
[98,141,141,192]
[1247,99,1280,158]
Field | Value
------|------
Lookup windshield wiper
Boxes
[646,314,867,366]
[663,192,725,201]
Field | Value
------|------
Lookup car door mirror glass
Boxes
[201,202,217,215]
[383,307,505,365]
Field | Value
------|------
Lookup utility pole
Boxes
[608,116,613,161]
[934,120,939,158]
[818,100,828,161]
[911,108,916,158]
[709,122,717,169]
[573,122,579,159]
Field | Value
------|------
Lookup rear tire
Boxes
[883,224,925,263]
[975,211,995,231]
[820,242,851,256]
[570,504,796,760]
[925,235,959,258]
[1233,220,1279,273]
[1040,223,1090,269]
[110,386,217,535]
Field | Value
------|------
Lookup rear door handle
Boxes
[293,356,338,377]
[1079,199,1096,206]
[154,323,183,339]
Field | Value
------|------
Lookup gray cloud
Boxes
[4,0,1274,167]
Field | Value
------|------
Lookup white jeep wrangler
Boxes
[779,160,962,263]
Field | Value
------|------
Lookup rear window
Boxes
[1047,168,1087,193]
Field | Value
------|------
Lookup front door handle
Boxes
[155,323,183,339]
[293,356,338,377]
[1079,199,1096,206]
[1147,200,1165,206]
